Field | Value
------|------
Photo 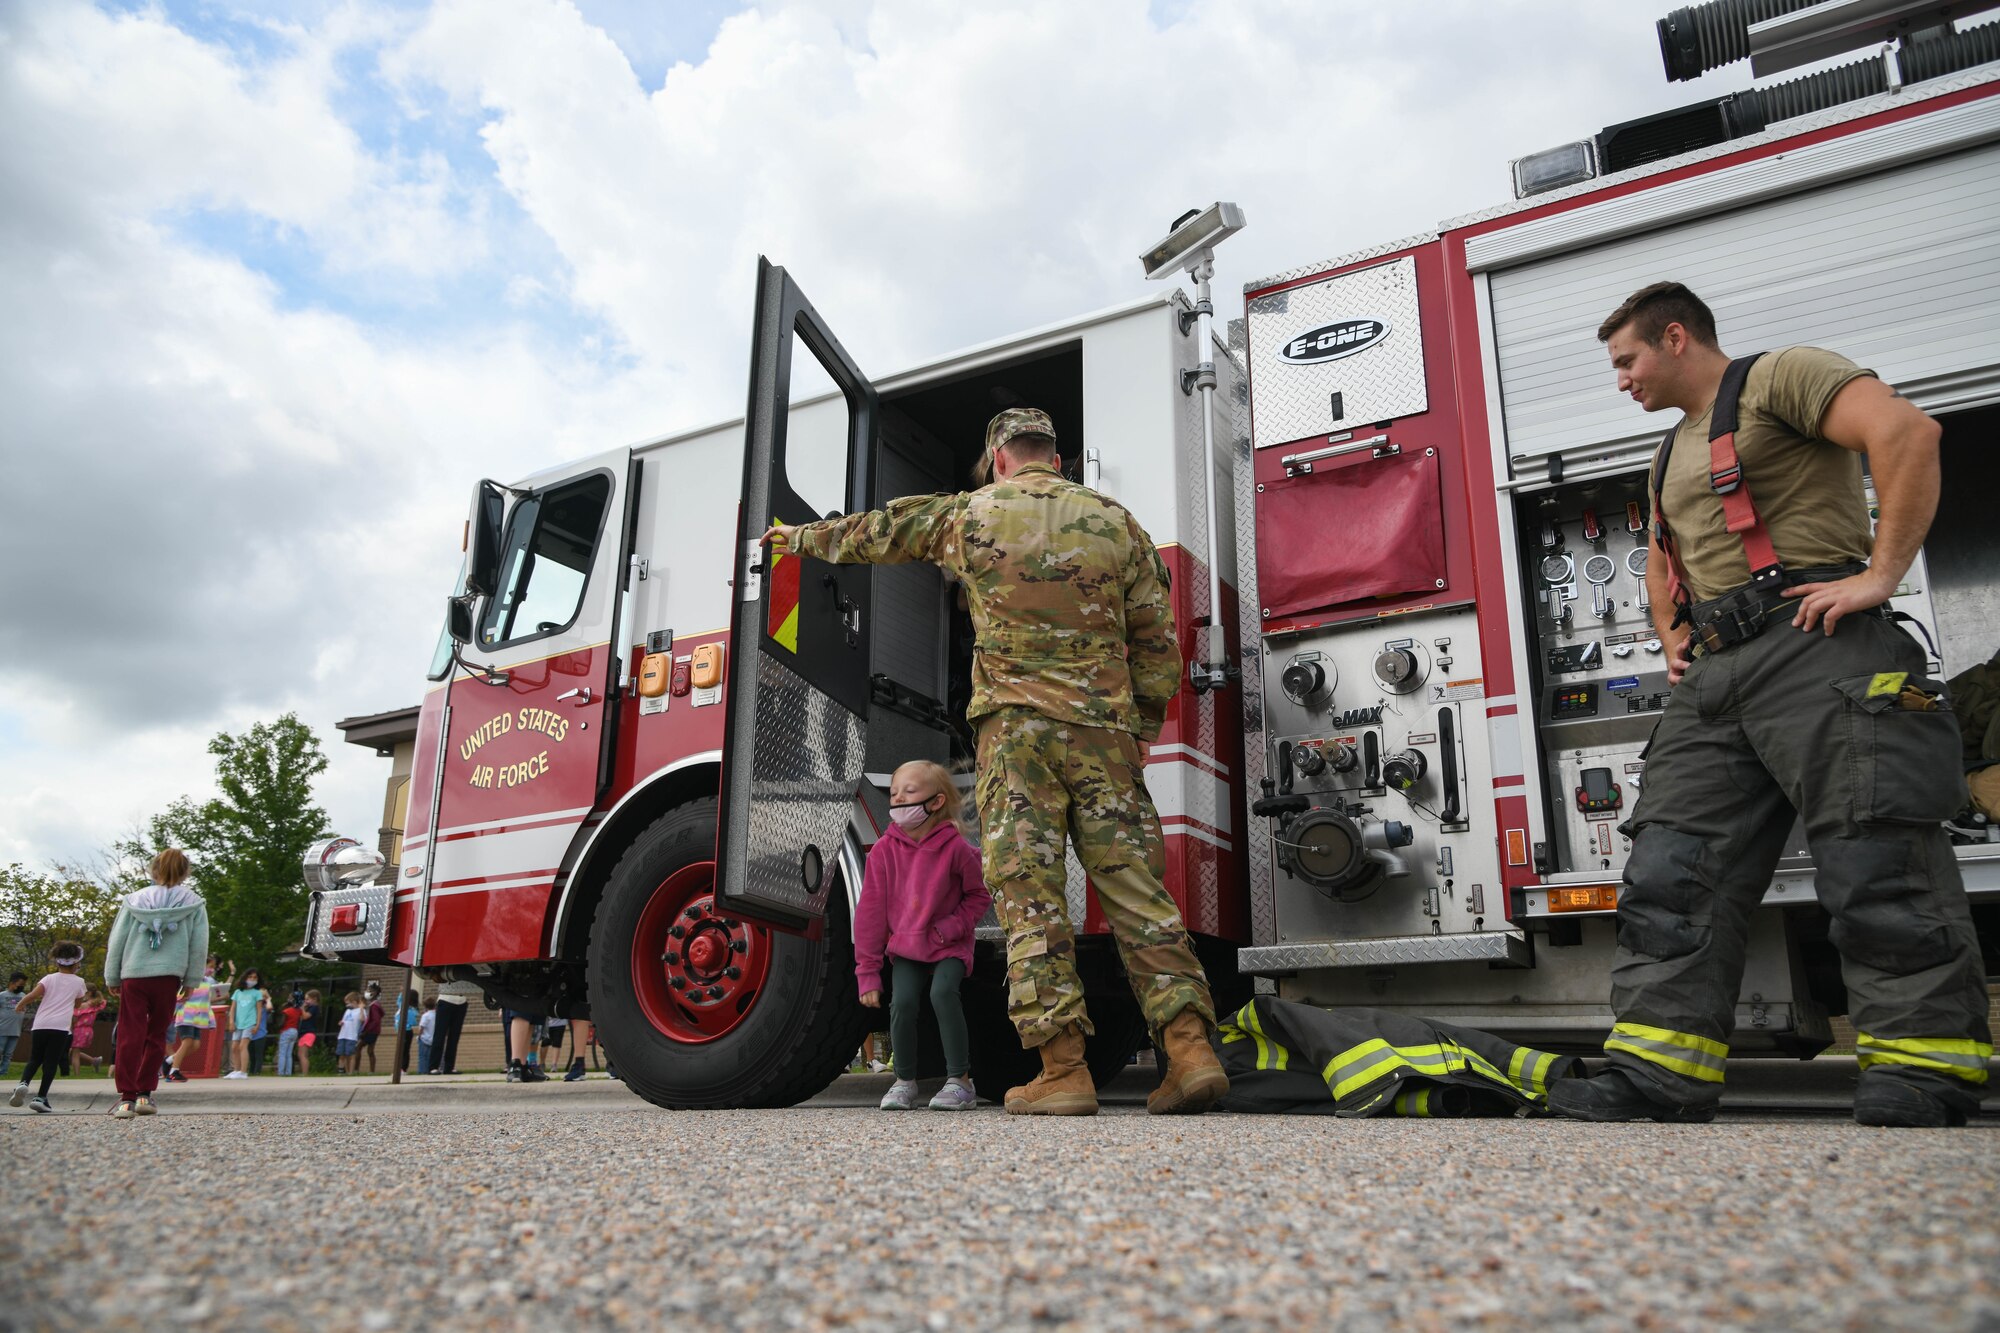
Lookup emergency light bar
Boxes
[1512,139,1599,197]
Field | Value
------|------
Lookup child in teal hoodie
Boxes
[102,850,208,1118]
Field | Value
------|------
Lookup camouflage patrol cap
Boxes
[984,408,1057,456]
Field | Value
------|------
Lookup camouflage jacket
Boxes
[790,462,1182,740]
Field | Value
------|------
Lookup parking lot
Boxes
[3,1069,1995,1332]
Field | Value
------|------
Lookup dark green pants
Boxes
[1611,611,1991,1114]
[890,956,970,1080]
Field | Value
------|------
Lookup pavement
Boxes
[9,1056,1997,1117]
[2,1067,1996,1331]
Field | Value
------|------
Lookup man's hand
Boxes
[1664,630,1693,687]
[859,990,882,1009]
[761,523,798,553]
[1784,566,1896,634]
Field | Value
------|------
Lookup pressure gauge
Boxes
[1627,548,1649,578]
[1583,554,1616,585]
[1541,553,1575,586]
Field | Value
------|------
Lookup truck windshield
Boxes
[426,560,469,682]
[478,473,613,648]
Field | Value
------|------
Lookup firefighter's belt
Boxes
[1688,562,1868,657]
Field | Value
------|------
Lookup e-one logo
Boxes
[1280,318,1390,365]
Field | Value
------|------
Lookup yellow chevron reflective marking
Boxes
[1242,1001,1289,1072]
[1867,672,1908,699]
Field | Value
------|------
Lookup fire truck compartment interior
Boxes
[860,342,1086,765]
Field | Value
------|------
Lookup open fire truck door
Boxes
[718,259,956,928]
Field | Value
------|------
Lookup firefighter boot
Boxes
[1003,1026,1098,1116]
[1546,1068,1716,1124]
[1147,1010,1230,1115]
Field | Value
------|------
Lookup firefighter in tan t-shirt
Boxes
[1549,281,1990,1129]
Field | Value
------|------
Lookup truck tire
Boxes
[588,797,870,1109]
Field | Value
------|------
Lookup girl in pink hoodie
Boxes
[856,760,990,1110]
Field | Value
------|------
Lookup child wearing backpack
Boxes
[855,760,990,1111]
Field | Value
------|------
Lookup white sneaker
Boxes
[8,1083,25,1108]
[866,1060,890,1074]
[879,1079,920,1110]
[223,1070,249,1080]
[928,1078,979,1111]
[28,1097,51,1113]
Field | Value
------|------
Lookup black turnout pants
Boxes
[1610,610,1991,1113]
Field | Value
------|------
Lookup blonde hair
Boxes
[344,991,362,1006]
[151,848,190,886]
[892,760,970,838]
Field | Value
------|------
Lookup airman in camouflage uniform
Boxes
[767,408,1227,1115]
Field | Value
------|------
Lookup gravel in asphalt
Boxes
[2,1091,1996,1332]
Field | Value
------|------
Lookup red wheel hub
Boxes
[629,861,772,1044]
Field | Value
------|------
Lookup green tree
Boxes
[132,714,334,974]
[0,861,125,982]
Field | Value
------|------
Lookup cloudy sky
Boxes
[1,0,1769,869]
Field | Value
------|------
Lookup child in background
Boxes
[12,942,88,1112]
[539,1015,567,1076]
[297,989,321,1075]
[0,974,26,1076]
[164,956,222,1082]
[276,993,304,1076]
[855,760,990,1111]
[68,987,107,1072]
[416,998,436,1075]
[225,968,268,1079]
[335,993,365,1074]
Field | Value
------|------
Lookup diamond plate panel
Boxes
[1246,255,1427,449]
[1237,931,1530,973]
[1227,344,1277,950]
[721,652,867,922]
[305,883,397,955]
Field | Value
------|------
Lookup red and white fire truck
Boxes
[305,8,2000,1108]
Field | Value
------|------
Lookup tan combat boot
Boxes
[1147,1010,1230,1115]
[1003,1026,1098,1116]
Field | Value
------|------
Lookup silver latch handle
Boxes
[556,687,593,705]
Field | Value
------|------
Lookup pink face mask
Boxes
[889,796,937,829]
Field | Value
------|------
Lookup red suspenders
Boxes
[1649,353,1781,627]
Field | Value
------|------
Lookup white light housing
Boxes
[1511,139,1599,199]
[304,836,386,892]
[1140,202,1247,280]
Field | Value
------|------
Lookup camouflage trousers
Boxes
[974,706,1215,1049]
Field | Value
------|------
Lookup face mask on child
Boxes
[888,796,938,830]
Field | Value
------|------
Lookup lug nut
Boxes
[664,951,680,965]
[669,976,686,990]
[723,966,741,980]
[684,905,704,920]
[731,940,747,954]
[670,925,685,939]
[707,986,725,1000]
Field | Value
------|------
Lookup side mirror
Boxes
[465,481,505,599]
[447,594,476,645]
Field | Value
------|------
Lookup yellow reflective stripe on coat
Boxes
[1322,1038,1506,1101]
[1392,1086,1437,1118]
[1242,1001,1290,1072]
[1604,1022,1728,1083]
[1855,1033,1993,1085]
[1507,1046,1558,1100]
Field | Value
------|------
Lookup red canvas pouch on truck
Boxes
[1254,445,1445,620]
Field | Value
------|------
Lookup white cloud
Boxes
[2,0,1758,868]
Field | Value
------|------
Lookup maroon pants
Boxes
[115,975,181,1100]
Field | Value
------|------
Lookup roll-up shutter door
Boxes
[1488,140,2000,480]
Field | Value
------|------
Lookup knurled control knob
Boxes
[1281,659,1326,706]
[1294,745,1326,776]
[1329,742,1359,773]
[1382,748,1428,791]
[1375,649,1418,688]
